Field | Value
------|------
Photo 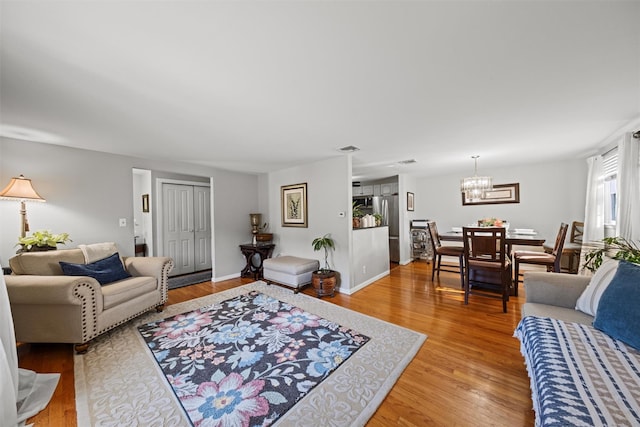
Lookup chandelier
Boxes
[460,155,492,200]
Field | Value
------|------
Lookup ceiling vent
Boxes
[339,145,360,153]
[398,159,417,164]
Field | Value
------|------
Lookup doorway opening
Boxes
[132,168,153,257]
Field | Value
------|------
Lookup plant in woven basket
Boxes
[583,236,640,272]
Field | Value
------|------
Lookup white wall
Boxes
[351,226,389,293]
[1,138,589,284]
[414,158,587,241]
[0,138,259,279]
[267,156,353,291]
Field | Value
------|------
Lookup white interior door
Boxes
[193,185,213,271]
[162,183,212,276]
[163,184,195,276]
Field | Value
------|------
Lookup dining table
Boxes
[439,230,546,255]
[440,229,546,296]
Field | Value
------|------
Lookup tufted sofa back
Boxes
[9,249,85,276]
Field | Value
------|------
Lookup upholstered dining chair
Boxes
[427,221,464,288]
[462,227,512,313]
[513,222,569,296]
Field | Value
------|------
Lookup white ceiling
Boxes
[1,1,639,180]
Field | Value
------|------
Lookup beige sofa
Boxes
[521,271,592,324]
[6,247,173,353]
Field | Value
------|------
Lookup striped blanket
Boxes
[515,316,640,426]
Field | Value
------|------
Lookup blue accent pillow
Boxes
[60,252,131,285]
[593,260,640,351]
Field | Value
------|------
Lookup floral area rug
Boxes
[137,290,370,426]
[74,281,427,426]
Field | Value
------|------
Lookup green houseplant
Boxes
[373,212,383,227]
[17,230,71,252]
[352,201,363,229]
[583,236,640,272]
[311,233,337,297]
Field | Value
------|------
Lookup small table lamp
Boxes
[0,175,46,238]
[249,213,262,244]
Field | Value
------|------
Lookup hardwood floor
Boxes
[19,260,535,426]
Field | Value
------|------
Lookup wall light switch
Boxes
[119,218,127,227]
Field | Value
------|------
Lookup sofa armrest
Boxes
[524,272,591,309]
[123,256,174,300]
[6,275,102,307]
[6,275,106,344]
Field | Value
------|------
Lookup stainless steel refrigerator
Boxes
[373,195,400,262]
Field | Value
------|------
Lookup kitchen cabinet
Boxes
[362,185,373,196]
[353,186,363,196]
[381,183,393,195]
[373,184,381,196]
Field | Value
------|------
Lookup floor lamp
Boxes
[0,175,46,238]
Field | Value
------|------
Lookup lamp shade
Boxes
[249,213,262,227]
[0,175,45,202]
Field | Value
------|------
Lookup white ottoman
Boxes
[263,256,320,293]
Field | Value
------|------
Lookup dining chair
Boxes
[427,221,464,288]
[462,227,512,313]
[569,221,584,244]
[542,221,583,273]
[513,222,569,295]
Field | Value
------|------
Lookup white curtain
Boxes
[579,155,604,274]
[583,155,605,244]
[0,264,60,427]
[616,133,640,241]
[0,266,19,426]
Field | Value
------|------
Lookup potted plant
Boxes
[311,233,337,297]
[352,201,363,229]
[583,236,640,273]
[16,230,71,253]
[373,212,383,227]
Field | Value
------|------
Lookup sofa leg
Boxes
[75,342,89,354]
[156,304,165,312]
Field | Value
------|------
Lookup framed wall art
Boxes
[462,183,520,206]
[281,183,308,227]
[142,194,150,212]
[407,192,415,211]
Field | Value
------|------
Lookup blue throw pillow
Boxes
[593,260,640,351]
[60,252,131,285]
